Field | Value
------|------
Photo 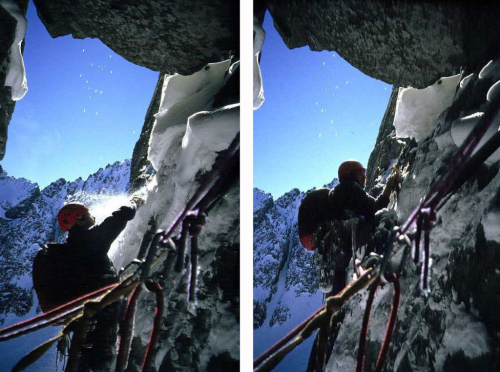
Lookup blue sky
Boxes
[254,14,392,198]
[0,2,158,189]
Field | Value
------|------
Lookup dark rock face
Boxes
[129,72,163,192]
[143,192,240,372]
[32,0,239,75]
[263,1,500,88]
[366,86,402,193]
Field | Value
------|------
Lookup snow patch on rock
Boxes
[394,74,460,141]
[175,104,239,186]
[0,0,28,101]
[482,210,500,243]
[479,59,500,81]
[149,60,233,171]
[253,16,265,110]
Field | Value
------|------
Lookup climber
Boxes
[327,160,401,296]
[305,160,400,372]
[33,197,143,372]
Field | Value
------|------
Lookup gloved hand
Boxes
[112,206,136,220]
[386,172,401,191]
[130,195,146,209]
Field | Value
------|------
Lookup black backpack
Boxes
[33,243,78,312]
[298,188,332,250]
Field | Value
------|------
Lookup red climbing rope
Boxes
[174,222,190,273]
[116,285,143,372]
[356,272,401,372]
[0,283,118,342]
[141,280,164,372]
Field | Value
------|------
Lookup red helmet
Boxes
[57,203,88,232]
[338,160,365,182]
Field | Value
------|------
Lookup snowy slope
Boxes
[253,180,338,372]
[0,167,37,219]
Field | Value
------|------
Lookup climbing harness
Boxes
[0,133,240,372]
[313,217,362,294]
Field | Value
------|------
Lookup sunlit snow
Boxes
[149,60,233,171]
[253,16,266,110]
[394,74,461,141]
[0,0,28,101]
[450,79,500,164]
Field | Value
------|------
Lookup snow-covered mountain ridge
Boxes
[0,165,38,219]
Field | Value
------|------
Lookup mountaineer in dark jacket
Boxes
[55,201,139,372]
[329,161,393,223]
[327,160,400,295]
[306,160,400,372]
[59,203,136,298]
